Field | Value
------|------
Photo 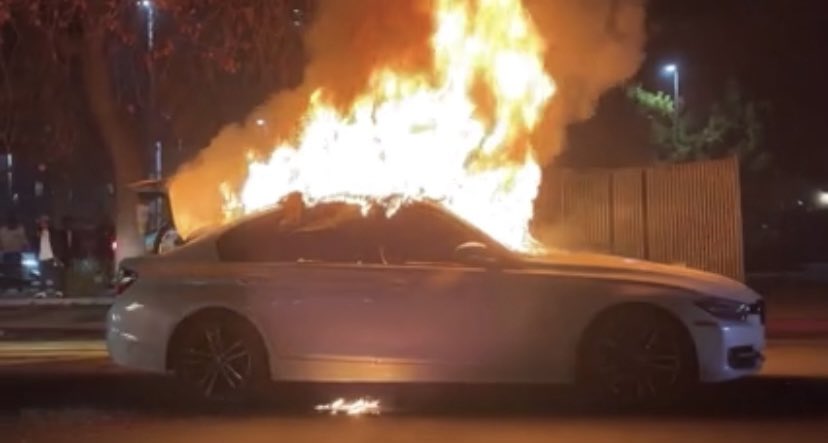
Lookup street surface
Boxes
[0,339,826,442]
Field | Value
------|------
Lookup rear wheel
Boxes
[578,306,697,407]
[169,313,269,406]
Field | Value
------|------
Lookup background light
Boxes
[664,64,677,74]
[816,191,828,207]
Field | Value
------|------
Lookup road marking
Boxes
[0,341,108,367]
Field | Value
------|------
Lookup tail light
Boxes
[115,268,137,295]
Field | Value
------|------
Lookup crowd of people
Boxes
[0,214,115,297]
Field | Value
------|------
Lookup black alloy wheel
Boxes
[579,306,697,407]
[171,314,268,405]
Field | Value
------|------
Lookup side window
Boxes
[382,205,483,265]
[217,212,288,262]
[217,205,381,264]
[287,217,380,264]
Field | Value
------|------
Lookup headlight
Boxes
[695,297,751,321]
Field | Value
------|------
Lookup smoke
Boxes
[168,0,646,238]
[525,0,647,163]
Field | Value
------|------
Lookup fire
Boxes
[315,397,382,416]
[224,0,555,253]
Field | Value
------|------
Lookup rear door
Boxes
[215,205,397,368]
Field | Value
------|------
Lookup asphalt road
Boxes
[0,339,826,443]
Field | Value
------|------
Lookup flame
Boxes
[315,397,382,416]
[224,0,555,253]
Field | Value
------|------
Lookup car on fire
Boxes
[107,198,765,406]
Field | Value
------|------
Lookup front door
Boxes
[357,204,561,381]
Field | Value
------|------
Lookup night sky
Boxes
[568,0,828,180]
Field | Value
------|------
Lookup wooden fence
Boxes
[536,157,744,281]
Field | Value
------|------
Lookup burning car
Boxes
[107,198,765,406]
[109,0,765,407]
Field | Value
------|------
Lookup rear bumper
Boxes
[106,327,167,374]
[105,301,169,374]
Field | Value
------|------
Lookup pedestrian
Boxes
[60,215,77,267]
[96,217,114,260]
[33,215,64,298]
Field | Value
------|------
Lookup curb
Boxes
[0,297,114,308]
[0,328,104,342]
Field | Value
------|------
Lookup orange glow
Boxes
[315,397,382,416]
[224,0,555,253]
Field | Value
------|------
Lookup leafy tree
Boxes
[0,0,307,259]
[627,80,770,172]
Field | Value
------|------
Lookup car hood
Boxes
[520,251,760,304]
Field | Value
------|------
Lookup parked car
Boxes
[0,252,40,292]
[107,199,765,406]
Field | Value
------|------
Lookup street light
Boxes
[137,0,159,181]
[816,191,828,208]
[138,0,163,233]
[663,63,681,145]
[137,0,155,50]
[663,64,680,100]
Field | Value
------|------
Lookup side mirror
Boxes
[454,242,500,268]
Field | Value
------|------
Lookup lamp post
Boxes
[663,64,681,145]
[138,0,160,181]
[138,0,163,234]
[139,0,155,51]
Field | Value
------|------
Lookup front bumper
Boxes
[690,316,765,382]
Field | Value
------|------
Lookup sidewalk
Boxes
[0,291,112,340]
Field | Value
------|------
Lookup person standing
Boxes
[33,215,64,298]
[60,216,77,267]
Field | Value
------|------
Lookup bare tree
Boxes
[0,0,301,260]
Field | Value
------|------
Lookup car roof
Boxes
[203,196,489,241]
[163,195,516,261]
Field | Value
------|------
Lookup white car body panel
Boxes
[108,205,765,385]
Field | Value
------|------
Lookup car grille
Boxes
[728,345,764,369]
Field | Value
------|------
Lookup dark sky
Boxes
[568,0,828,180]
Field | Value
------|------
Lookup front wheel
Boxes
[578,306,698,408]
[170,314,269,406]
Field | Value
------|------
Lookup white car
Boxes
[107,200,765,405]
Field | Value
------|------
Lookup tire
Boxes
[577,305,698,408]
[169,312,270,407]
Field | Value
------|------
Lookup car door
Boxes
[215,204,398,371]
[365,205,562,381]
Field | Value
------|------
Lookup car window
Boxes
[381,205,487,266]
[217,203,381,264]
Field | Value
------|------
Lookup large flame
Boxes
[224,0,555,253]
